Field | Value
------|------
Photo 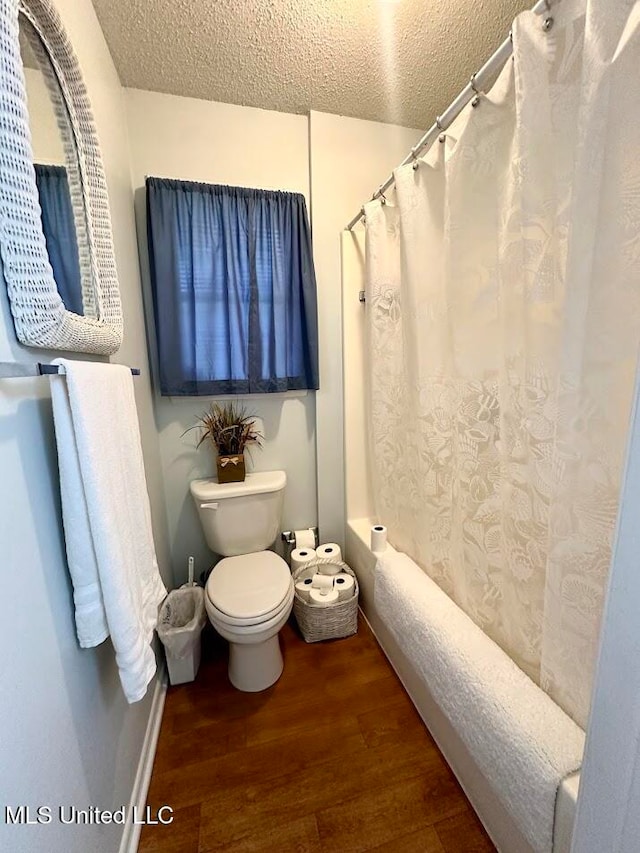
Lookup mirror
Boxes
[0,0,123,354]
[19,16,86,316]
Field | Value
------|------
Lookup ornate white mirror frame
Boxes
[0,0,123,354]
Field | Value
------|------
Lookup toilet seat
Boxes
[206,584,294,636]
[206,551,292,627]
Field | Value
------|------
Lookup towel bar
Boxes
[0,361,140,378]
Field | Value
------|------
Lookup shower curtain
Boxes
[364,0,640,728]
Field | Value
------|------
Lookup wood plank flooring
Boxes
[139,616,495,853]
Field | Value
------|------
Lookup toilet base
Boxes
[228,634,284,692]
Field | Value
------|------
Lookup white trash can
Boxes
[157,586,206,685]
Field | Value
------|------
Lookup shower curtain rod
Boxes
[345,0,557,231]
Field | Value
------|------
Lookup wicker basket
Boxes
[292,558,359,643]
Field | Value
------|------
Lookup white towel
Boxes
[374,552,585,853]
[50,360,166,703]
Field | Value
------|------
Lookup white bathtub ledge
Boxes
[374,552,584,853]
[345,518,580,853]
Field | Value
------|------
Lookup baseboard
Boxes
[118,670,167,853]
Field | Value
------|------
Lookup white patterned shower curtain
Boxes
[364,0,640,728]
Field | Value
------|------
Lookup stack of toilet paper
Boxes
[292,544,355,606]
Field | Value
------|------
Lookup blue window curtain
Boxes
[146,177,320,395]
[34,164,83,315]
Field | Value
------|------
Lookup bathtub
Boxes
[345,517,580,853]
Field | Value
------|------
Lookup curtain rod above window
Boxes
[144,176,305,200]
[345,0,558,231]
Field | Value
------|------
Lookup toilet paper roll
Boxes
[333,572,355,602]
[298,565,317,582]
[309,588,340,606]
[311,573,334,591]
[295,577,314,602]
[370,525,388,552]
[290,547,317,572]
[294,528,316,550]
[316,543,342,567]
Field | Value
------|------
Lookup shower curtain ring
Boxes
[470,74,481,107]
[435,115,444,131]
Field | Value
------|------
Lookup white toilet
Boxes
[190,470,293,692]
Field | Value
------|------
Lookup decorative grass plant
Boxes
[186,402,262,483]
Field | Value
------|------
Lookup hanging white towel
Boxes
[50,360,166,703]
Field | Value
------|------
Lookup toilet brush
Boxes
[187,555,195,587]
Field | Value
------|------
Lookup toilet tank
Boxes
[190,471,286,557]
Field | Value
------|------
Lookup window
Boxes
[35,164,83,315]
[146,178,319,395]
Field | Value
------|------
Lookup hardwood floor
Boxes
[139,616,495,853]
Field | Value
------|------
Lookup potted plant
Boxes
[186,402,262,484]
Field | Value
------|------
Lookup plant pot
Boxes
[216,453,246,484]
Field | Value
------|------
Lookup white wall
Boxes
[0,3,170,852]
[571,362,640,852]
[125,89,317,582]
[24,67,65,164]
[341,228,373,521]
[125,94,422,580]
[309,112,422,545]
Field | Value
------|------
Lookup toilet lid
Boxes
[206,551,291,620]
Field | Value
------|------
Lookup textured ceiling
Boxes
[91,0,532,129]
